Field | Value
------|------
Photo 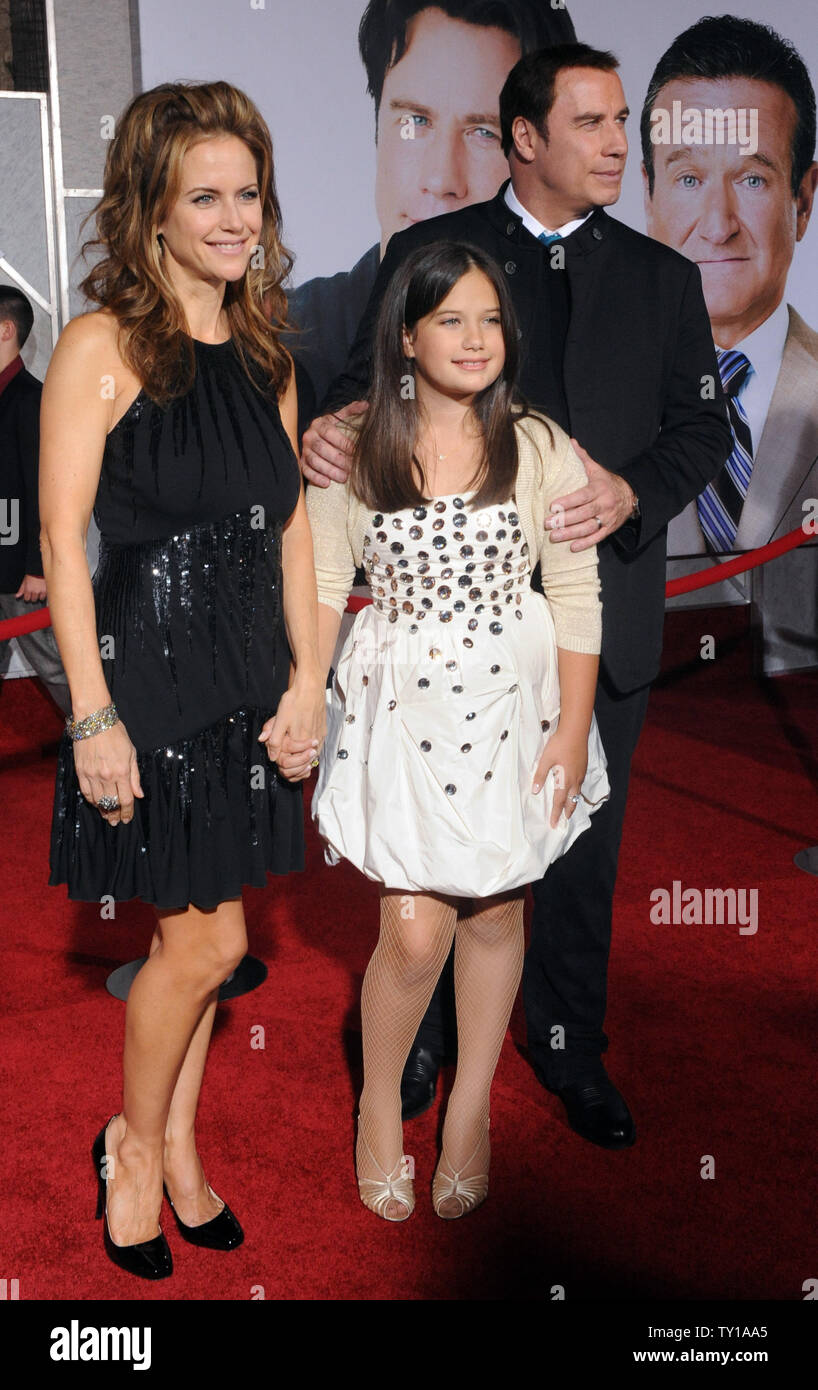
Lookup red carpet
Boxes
[1,606,815,1301]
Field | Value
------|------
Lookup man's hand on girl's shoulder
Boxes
[300,401,368,486]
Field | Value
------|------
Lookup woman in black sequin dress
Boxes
[39,82,325,1279]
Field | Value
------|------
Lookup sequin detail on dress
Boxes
[49,338,304,910]
[312,491,610,897]
[365,496,529,627]
[94,509,283,707]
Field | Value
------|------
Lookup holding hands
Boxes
[258,669,327,781]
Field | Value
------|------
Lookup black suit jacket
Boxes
[287,243,380,430]
[0,362,43,592]
[321,182,732,694]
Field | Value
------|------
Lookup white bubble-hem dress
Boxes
[311,491,610,897]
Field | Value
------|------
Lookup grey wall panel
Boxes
[0,93,53,380]
[52,0,135,191]
[65,193,102,317]
[0,98,49,298]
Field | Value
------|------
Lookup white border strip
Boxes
[44,0,68,326]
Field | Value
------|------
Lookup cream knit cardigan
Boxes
[305,412,602,654]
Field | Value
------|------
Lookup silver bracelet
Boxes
[66,702,119,741]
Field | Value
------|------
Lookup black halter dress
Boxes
[49,337,304,910]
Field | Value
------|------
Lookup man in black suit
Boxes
[0,287,69,713]
[301,44,731,1147]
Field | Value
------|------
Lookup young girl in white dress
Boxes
[302,242,609,1222]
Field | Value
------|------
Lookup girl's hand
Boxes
[258,672,326,781]
[73,720,144,826]
[532,728,589,828]
[275,731,321,782]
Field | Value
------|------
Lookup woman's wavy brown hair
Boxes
[78,80,293,408]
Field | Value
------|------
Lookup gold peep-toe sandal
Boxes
[432,1131,490,1219]
[355,1122,415,1222]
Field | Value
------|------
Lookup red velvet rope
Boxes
[664,523,812,597]
[0,525,812,640]
[0,606,54,640]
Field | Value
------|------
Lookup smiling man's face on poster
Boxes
[644,74,817,348]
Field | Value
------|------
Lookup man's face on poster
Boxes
[374,7,520,253]
[644,76,817,344]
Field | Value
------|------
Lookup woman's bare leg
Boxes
[142,926,226,1226]
[103,898,247,1244]
[161,990,224,1225]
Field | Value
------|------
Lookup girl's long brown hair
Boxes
[351,240,547,512]
[78,81,293,407]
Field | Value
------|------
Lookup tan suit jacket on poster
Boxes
[667,306,818,674]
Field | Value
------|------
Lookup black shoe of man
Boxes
[535,1061,636,1150]
[400,1045,442,1120]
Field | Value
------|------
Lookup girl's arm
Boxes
[528,420,603,827]
[534,648,599,827]
[39,313,143,827]
[271,404,361,781]
[284,389,360,678]
[259,358,326,775]
[305,419,359,684]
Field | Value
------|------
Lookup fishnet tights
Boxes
[357,888,525,1218]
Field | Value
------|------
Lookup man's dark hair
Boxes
[359,0,577,121]
[499,42,620,156]
[0,286,34,350]
[640,15,817,198]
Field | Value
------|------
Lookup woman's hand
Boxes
[258,671,326,781]
[532,728,589,828]
[73,720,144,826]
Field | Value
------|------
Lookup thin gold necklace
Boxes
[423,422,473,462]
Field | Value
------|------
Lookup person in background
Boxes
[642,15,818,674]
[0,287,70,714]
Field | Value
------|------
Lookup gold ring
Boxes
[310,756,319,768]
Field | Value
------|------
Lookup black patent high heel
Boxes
[92,1117,173,1280]
[163,1181,244,1250]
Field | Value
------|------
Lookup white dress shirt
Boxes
[715,298,789,457]
[504,182,593,241]
[668,297,793,566]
